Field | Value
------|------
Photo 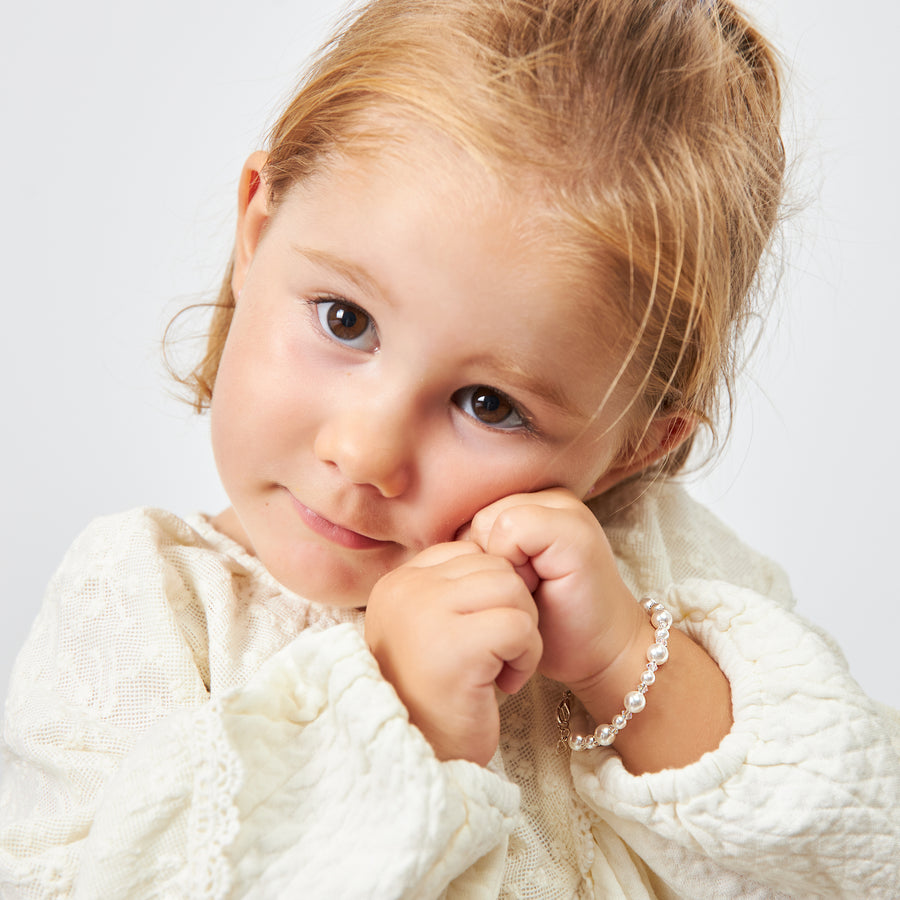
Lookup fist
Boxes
[365,541,542,765]
[465,488,643,690]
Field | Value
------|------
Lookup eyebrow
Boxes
[291,245,391,304]
[470,352,589,419]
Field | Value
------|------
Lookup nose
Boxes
[313,392,414,498]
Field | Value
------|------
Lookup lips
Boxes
[285,489,392,551]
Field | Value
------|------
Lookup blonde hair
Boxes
[177,0,785,475]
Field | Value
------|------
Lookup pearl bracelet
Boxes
[556,596,672,751]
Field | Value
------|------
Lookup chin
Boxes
[266,558,376,609]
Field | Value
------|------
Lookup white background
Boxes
[1,0,897,719]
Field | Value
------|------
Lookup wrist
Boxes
[565,596,670,745]
[566,594,650,717]
[558,595,732,773]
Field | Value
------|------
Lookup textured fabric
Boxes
[1,481,898,898]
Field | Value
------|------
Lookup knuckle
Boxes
[491,507,520,538]
[508,606,538,638]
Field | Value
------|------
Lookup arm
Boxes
[464,489,900,896]
[571,580,900,897]
[365,489,730,775]
[74,626,517,899]
[0,512,518,899]
[465,488,732,774]
[568,615,732,774]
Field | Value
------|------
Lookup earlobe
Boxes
[585,413,696,499]
[231,151,271,298]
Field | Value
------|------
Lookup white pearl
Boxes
[624,690,646,713]
[651,608,673,629]
[642,597,658,614]
[655,627,670,643]
[641,668,656,686]
[613,714,628,730]
[595,724,616,746]
[647,642,669,665]
[569,734,586,751]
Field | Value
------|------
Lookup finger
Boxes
[468,488,582,557]
[403,539,484,568]
[386,551,540,621]
[452,521,540,593]
[443,564,540,621]
[408,547,517,582]
[455,606,543,691]
[477,503,603,582]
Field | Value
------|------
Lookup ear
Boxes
[231,151,271,298]
[585,413,696,499]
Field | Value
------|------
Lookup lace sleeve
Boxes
[0,515,519,899]
[0,512,216,898]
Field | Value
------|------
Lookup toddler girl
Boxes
[2,0,898,897]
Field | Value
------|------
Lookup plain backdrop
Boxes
[1,0,897,737]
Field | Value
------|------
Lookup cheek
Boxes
[210,385,254,499]
[213,317,320,435]
[210,339,292,483]
[437,436,620,534]
[563,448,618,499]
[416,449,595,544]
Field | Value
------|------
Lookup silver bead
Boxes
[641,597,658,614]
[647,642,669,665]
[651,607,673,629]
[624,690,646,713]
[613,714,628,730]
[655,627,670,643]
[641,668,656,686]
[595,724,616,746]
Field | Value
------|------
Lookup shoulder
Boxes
[5,509,227,726]
[34,509,362,693]
[61,506,210,562]
[38,506,253,649]
[589,479,794,609]
[48,507,233,598]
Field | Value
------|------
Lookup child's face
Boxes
[211,143,636,607]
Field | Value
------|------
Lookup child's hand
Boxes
[464,488,644,695]
[365,541,543,766]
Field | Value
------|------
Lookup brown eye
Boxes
[316,300,377,350]
[453,385,526,430]
[326,303,366,339]
[472,389,512,423]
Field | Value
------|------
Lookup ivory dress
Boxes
[1,480,898,898]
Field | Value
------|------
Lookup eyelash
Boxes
[308,296,537,436]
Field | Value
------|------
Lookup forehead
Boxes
[288,124,616,316]
[294,142,612,309]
